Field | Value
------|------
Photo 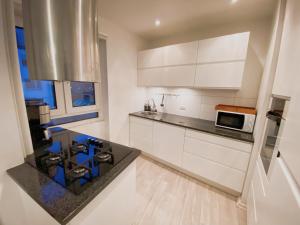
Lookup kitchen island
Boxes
[4,128,140,225]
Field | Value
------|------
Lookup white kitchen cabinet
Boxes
[194,61,245,89]
[182,152,245,192]
[138,32,249,88]
[153,122,185,166]
[197,32,250,63]
[185,129,253,153]
[129,116,252,193]
[138,67,164,86]
[184,136,250,171]
[129,117,154,155]
[138,47,164,68]
[138,65,196,87]
[163,41,198,66]
[183,129,252,192]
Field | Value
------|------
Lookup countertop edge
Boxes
[129,112,254,143]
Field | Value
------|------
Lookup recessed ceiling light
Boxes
[155,19,161,27]
[230,0,238,4]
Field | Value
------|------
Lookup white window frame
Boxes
[63,81,101,115]
[50,81,66,117]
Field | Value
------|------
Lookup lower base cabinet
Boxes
[129,116,252,194]
[153,122,185,167]
[182,152,245,192]
[129,117,153,155]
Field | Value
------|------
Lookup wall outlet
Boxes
[179,106,186,111]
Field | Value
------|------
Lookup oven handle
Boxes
[266,110,284,122]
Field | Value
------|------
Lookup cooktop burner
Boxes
[31,129,132,194]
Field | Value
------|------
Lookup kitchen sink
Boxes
[140,111,158,116]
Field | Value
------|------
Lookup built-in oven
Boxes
[260,97,287,175]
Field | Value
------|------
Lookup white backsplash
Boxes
[146,87,257,121]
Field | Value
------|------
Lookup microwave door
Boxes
[216,112,245,130]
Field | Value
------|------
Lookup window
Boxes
[15,27,100,120]
[16,27,57,110]
[71,82,96,107]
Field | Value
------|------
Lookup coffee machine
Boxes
[26,100,52,148]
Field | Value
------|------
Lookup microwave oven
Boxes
[215,104,256,133]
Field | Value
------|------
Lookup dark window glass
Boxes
[217,112,245,129]
[15,27,57,109]
[71,82,96,107]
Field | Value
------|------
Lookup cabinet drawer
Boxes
[182,152,245,192]
[184,136,250,171]
[186,129,252,153]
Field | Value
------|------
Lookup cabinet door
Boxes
[138,67,164,86]
[153,122,185,166]
[163,65,196,87]
[197,32,250,63]
[129,117,153,154]
[163,41,198,66]
[195,61,245,89]
[138,65,196,87]
[138,47,164,68]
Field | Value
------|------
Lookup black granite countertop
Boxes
[130,111,254,143]
[7,135,140,225]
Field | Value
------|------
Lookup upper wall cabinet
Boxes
[138,47,164,68]
[138,32,250,89]
[163,41,199,66]
[195,61,245,89]
[197,32,250,63]
[138,41,198,68]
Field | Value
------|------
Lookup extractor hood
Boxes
[22,0,100,82]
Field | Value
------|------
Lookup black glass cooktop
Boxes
[30,128,132,194]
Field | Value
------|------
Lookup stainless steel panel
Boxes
[40,114,50,125]
[22,0,100,82]
[39,105,50,115]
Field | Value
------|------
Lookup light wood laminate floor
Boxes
[134,155,247,225]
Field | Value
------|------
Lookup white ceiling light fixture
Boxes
[230,0,238,4]
[155,19,161,27]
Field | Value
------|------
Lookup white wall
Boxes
[0,0,26,223]
[145,18,273,121]
[98,17,148,145]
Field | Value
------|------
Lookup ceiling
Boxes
[98,0,277,41]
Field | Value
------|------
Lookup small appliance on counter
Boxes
[215,104,257,133]
[25,100,52,147]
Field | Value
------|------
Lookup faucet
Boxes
[160,94,165,107]
[150,98,157,112]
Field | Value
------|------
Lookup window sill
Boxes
[48,112,102,128]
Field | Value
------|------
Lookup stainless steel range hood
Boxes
[22,0,100,82]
